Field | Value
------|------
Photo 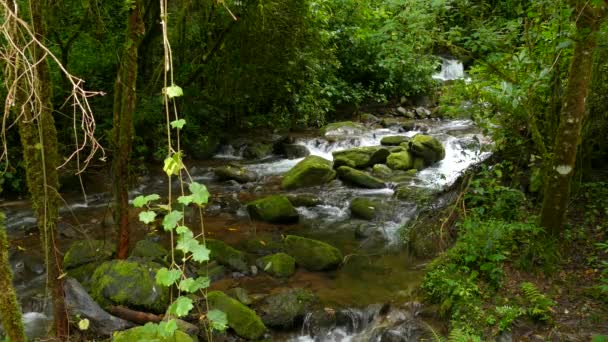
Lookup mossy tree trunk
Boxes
[539,2,607,234]
[113,0,146,259]
[0,213,26,342]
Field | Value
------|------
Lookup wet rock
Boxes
[281,155,336,190]
[256,253,296,278]
[283,144,310,159]
[380,136,409,146]
[64,278,133,336]
[130,239,169,264]
[372,164,393,179]
[243,142,274,160]
[381,118,406,129]
[360,113,379,124]
[186,135,220,160]
[21,312,52,341]
[199,263,226,282]
[206,239,249,273]
[389,146,407,153]
[415,106,432,117]
[242,233,285,255]
[408,134,445,166]
[246,195,299,224]
[321,121,366,137]
[207,291,266,340]
[387,151,415,170]
[226,287,253,305]
[287,193,322,207]
[256,288,317,328]
[214,165,258,183]
[90,260,170,313]
[337,166,385,189]
[113,325,194,342]
[284,235,342,271]
[350,198,383,221]
[66,262,103,289]
[333,146,390,169]
[63,239,115,269]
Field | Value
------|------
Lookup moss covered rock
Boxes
[90,260,170,313]
[205,239,249,273]
[67,262,103,289]
[112,323,194,342]
[281,156,336,190]
[130,240,169,263]
[207,291,266,340]
[408,134,445,165]
[332,146,390,169]
[336,166,385,189]
[246,195,299,224]
[380,135,409,146]
[284,235,342,271]
[321,121,366,137]
[214,165,258,183]
[350,197,382,220]
[283,144,310,159]
[63,240,115,269]
[372,164,392,179]
[243,142,274,160]
[386,151,415,170]
[256,253,296,278]
[186,135,220,160]
[256,288,317,328]
[286,193,322,207]
[242,233,285,255]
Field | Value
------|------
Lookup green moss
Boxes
[372,164,392,178]
[214,165,258,183]
[284,235,342,271]
[66,261,102,289]
[350,197,382,220]
[207,291,266,340]
[281,155,336,190]
[256,288,317,328]
[246,195,299,224]
[205,239,249,273]
[336,166,385,189]
[332,146,390,169]
[256,253,296,278]
[321,121,365,136]
[408,134,445,165]
[380,135,409,146]
[130,239,169,263]
[286,193,322,207]
[112,323,194,342]
[387,151,414,170]
[0,213,26,342]
[243,142,274,159]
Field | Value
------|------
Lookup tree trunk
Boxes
[539,3,606,234]
[0,213,26,342]
[113,0,146,259]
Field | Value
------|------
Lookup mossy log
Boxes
[0,213,26,342]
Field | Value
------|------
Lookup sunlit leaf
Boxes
[178,195,193,206]
[158,319,178,338]
[156,267,182,287]
[178,276,210,293]
[207,309,228,331]
[139,210,157,224]
[162,210,183,231]
[189,182,210,205]
[168,296,193,317]
[165,85,184,98]
[170,119,186,129]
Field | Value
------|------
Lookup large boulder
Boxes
[372,164,392,179]
[207,291,266,340]
[214,165,258,183]
[206,239,249,273]
[63,240,115,269]
[332,146,390,169]
[246,195,299,224]
[284,235,342,271]
[256,288,317,328]
[408,134,445,165]
[283,144,310,159]
[336,166,385,189]
[380,136,409,146]
[256,253,296,278]
[112,324,194,342]
[243,142,274,160]
[321,121,366,137]
[350,197,383,220]
[286,193,322,207]
[281,156,336,190]
[130,240,169,264]
[386,151,414,170]
[90,260,170,313]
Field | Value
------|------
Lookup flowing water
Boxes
[432,58,466,82]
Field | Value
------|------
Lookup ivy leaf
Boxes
[175,225,193,237]
[139,210,157,224]
[191,243,211,263]
[168,296,193,317]
[189,182,210,205]
[133,194,160,208]
[178,195,193,206]
[170,119,186,129]
[162,210,183,231]
[207,309,228,331]
[156,267,182,287]
[163,153,183,177]
[176,234,198,254]
[165,85,184,98]
[158,319,178,338]
[178,276,210,293]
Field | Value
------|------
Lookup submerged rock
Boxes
[283,144,310,159]
[63,239,115,269]
[112,324,194,342]
[408,134,445,166]
[207,291,266,340]
[246,195,299,224]
[214,165,258,183]
[256,288,317,328]
[284,235,342,271]
[242,233,285,255]
[226,287,253,305]
[387,151,415,170]
[281,155,336,190]
[287,193,322,207]
[332,146,390,169]
[337,166,385,189]
[350,197,383,220]
[256,253,296,278]
[372,164,393,179]
[380,135,409,146]
[206,239,249,273]
[243,142,274,160]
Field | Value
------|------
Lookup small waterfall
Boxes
[432,58,465,81]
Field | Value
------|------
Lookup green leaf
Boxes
[191,243,211,263]
[165,85,184,98]
[177,195,193,206]
[189,182,210,205]
[207,309,228,331]
[158,319,178,338]
[162,210,183,231]
[133,194,160,208]
[156,267,182,287]
[139,210,157,224]
[264,261,272,271]
[170,119,186,129]
[178,276,210,293]
[175,225,193,237]
[163,153,183,177]
[169,296,193,317]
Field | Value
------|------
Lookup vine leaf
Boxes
[207,309,228,331]
[165,85,184,98]
[191,243,211,263]
[163,153,183,177]
[169,296,193,317]
[179,276,210,293]
[139,210,157,224]
[156,267,182,287]
[189,182,210,205]
[178,195,193,206]
[133,194,160,208]
[158,319,178,338]
[170,119,186,129]
[163,210,183,231]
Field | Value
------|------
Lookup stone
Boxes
[256,253,296,278]
[112,324,194,342]
[386,151,415,170]
[350,198,383,220]
[246,195,299,224]
[284,235,342,271]
[90,260,170,313]
[380,136,409,146]
[256,288,317,328]
[396,106,407,115]
[243,142,274,160]
[281,155,336,190]
[186,135,220,160]
[360,113,379,123]
[286,193,322,207]
[214,165,258,183]
[408,134,445,165]
[321,121,366,137]
[242,233,285,255]
[336,166,385,189]
[332,146,390,169]
[63,240,115,269]
[283,144,310,159]
[226,287,253,305]
[207,291,266,340]
[206,239,249,273]
[64,278,133,336]
[130,240,169,264]
[414,107,431,117]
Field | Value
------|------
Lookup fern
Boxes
[521,282,554,321]
[448,328,482,342]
